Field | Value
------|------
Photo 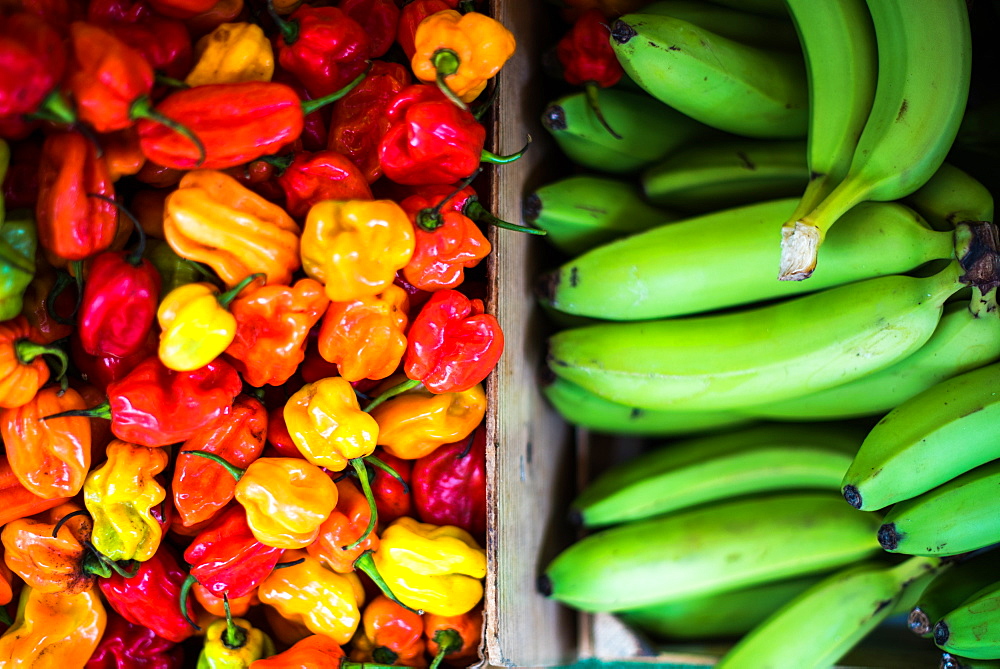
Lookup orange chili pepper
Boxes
[358,595,426,667]
[0,316,68,410]
[193,582,258,618]
[425,606,483,668]
[317,283,409,383]
[307,478,379,574]
[0,455,70,529]
[1,502,95,595]
[249,633,344,668]
[100,127,146,182]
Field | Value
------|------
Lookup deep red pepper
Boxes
[99,545,197,644]
[272,70,328,153]
[555,9,623,138]
[0,12,72,122]
[328,60,411,184]
[104,17,193,81]
[86,0,154,24]
[85,611,185,669]
[274,149,373,219]
[72,324,160,393]
[413,426,486,542]
[1,138,41,209]
[338,0,399,58]
[146,0,217,19]
[10,0,84,32]
[396,0,457,60]
[370,450,413,526]
[273,5,371,99]
[404,289,504,394]
[0,115,38,141]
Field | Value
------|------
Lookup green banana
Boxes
[618,574,826,641]
[539,492,883,613]
[538,198,953,321]
[640,0,799,51]
[547,260,974,412]
[941,653,1000,668]
[608,13,808,139]
[878,459,1000,557]
[905,162,996,232]
[908,550,1000,638]
[571,422,861,529]
[934,580,1000,660]
[541,88,713,174]
[842,356,1000,512]
[641,139,808,213]
[715,556,945,669]
[742,296,1000,421]
[522,175,675,256]
[541,375,752,437]
[779,0,972,280]
[782,0,878,224]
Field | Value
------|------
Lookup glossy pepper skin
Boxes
[354,595,425,666]
[274,6,371,99]
[378,85,486,186]
[425,607,483,668]
[300,199,414,303]
[413,427,486,542]
[247,634,345,668]
[99,546,196,644]
[0,455,70,528]
[173,394,267,528]
[276,150,373,219]
[404,289,504,394]
[85,611,185,669]
[100,127,147,182]
[104,15,194,82]
[193,583,256,619]
[223,278,329,387]
[184,22,274,86]
[257,549,365,645]
[164,170,301,288]
[317,284,409,383]
[35,130,118,263]
[369,380,486,460]
[306,478,378,573]
[1,386,91,499]
[0,316,65,410]
[198,616,275,668]
[372,517,486,617]
[1,501,95,595]
[328,60,411,184]
[0,12,70,120]
[284,377,378,472]
[0,584,107,667]
[72,325,159,393]
[411,10,515,105]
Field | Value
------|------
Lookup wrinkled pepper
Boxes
[300,199,414,303]
[193,583,257,619]
[185,22,274,86]
[354,595,425,666]
[198,614,275,669]
[555,8,623,138]
[372,517,486,617]
[317,283,409,383]
[274,150,373,219]
[1,502,96,595]
[0,315,67,409]
[413,427,486,542]
[425,607,483,669]
[164,170,300,288]
[85,611,185,669]
[0,210,37,321]
[223,278,329,387]
[0,584,106,666]
[0,12,74,123]
[284,376,378,474]
[306,478,378,574]
[0,455,71,528]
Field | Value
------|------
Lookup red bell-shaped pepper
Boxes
[274,150,373,219]
[0,13,74,123]
[413,426,487,542]
[339,0,400,59]
[85,611,184,669]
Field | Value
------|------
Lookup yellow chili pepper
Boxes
[184,22,274,87]
[257,549,365,646]
[300,200,414,303]
[411,9,516,107]
[372,517,486,617]
[0,584,106,667]
[165,170,301,288]
[369,380,486,459]
[83,440,169,563]
[284,377,378,471]
[198,616,276,668]
[157,274,264,371]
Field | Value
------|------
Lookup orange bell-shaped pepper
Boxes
[425,605,483,668]
[354,595,426,667]
[0,583,107,665]
[317,284,409,383]
[1,502,96,595]
[0,316,68,409]
[164,169,301,288]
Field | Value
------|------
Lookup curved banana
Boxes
[935,580,1000,660]
[540,492,882,612]
[908,550,1000,638]
[782,0,878,225]
[641,0,799,51]
[779,0,972,280]
[541,375,751,437]
[522,175,675,256]
[572,422,861,528]
[541,88,714,174]
[904,162,995,232]
[716,556,944,669]
[878,459,1000,557]
[609,13,808,139]
[641,139,808,213]
[842,356,1000,512]
[539,199,953,321]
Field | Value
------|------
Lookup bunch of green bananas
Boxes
[536,0,1000,665]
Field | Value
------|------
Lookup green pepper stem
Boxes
[130,96,206,167]
[300,66,371,115]
[267,0,299,44]
[481,136,531,165]
[464,197,546,235]
[429,629,464,669]
[372,647,399,665]
[42,401,112,422]
[179,574,202,631]
[257,153,295,175]
[14,338,69,382]
[364,454,409,494]
[416,169,482,232]
[0,606,10,626]
[354,550,422,614]
[217,273,265,309]
[363,378,422,413]
[457,0,476,12]
[154,74,190,89]
[180,451,245,481]
[221,593,248,649]
[584,81,622,139]
[51,509,90,539]
[82,550,113,579]
[86,193,149,264]
[432,49,468,110]
[345,458,378,551]
[27,89,77,125]
[472,80,501,121]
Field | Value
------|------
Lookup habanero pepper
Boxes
[306,477,378,574]
[198,614,275,669]
[413,426,486,542]
[0,315,67,410]
[184,21,274,86]
[425,607,483,669]
[556,9,624,138]
[100,127,147,182]
[339,0,399,59]
[19,258,75,345]
[1,501,97,595]
[273,149,373,220]
[0,584,107,666]
[0,12,74,123]
[193,583,256,619]
[0,454,70,528]
[352,595,425,667]
[317,283,409,383]
[72,324,159,393]
[84,611,185,669]
[248,634,348,668]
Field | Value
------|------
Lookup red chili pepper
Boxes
[265,405,302,459]
[339,0,400,58]
[328,60,411,184]
[104,16,194,81]
[413,426,486,542]
[555,9,623,138]
[85,611,184,669]
[370,450,413,526]
[271,69,327,153]
[72,325,159,393]
[0,12,74,123]
[404,289,504,394]
[274,149,373,219]
[396,0,457,60]
[146,0,217,19]
[273,5,371,99]
[14,0,85,32]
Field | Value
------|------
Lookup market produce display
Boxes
[537,0,1000,665]
[0,0,529,665]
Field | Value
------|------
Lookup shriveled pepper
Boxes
[317,284,409,383]
[0,584,106,666]
[257,549,365,645]
[411,9,515,107]
[0,12,74,123]
[425,607,483,669]
[300,199,414,303]
[0,315,67,410]
[85,611,185,669]
[164,170,300,288]
[339,0,399,58]
[413,427,486,542]
[273,150,373,219]
[0,209,36,324]
[198,613,275,669]
[369,380,486,460]
[173,394,267,528]
[354,595,425,666]
[223,278,329,387]
[556,9,623,138]
[372,517,486,617]
[1,386,91,500]
[1,502,97,595]
[0,455,70,528]
[184,22,274,86]
[306,478,378,574]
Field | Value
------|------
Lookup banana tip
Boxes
[933,621,950,647]
[522,192,541,223]
[567,507,583,527]
[537,573,554,597]
[842,485,863,509]
[877,522,901,551]
[610,19,636,45]
[778,222,820,281]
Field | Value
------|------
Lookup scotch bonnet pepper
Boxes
[1,502,97,595]
[0,455,71,529]
[0,584,106,666]
[274,149,373,219]
[307,478,378,574]
[354,595,425,666]
[339,0,399,58]
[425,607,483,669]
[85,611,185,669]
[413,427,487,542]
[0,315,68,410]
[0,12,74,123]
[184,22,275,87]
[317,283,409,383]
[198,615,275,669]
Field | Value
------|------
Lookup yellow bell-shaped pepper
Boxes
[0,584,106,667]
[257,549,366,646]
[372,517,486,617]
[157,274,264,372]
[300,200,415,303]
[197,616,275,668]
[184,22,274,87]
[284,377,379,472]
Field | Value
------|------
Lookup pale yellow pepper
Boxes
[185,22,275,87]
[0,584,106,668]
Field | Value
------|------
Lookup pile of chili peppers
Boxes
[0,0,532,664]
